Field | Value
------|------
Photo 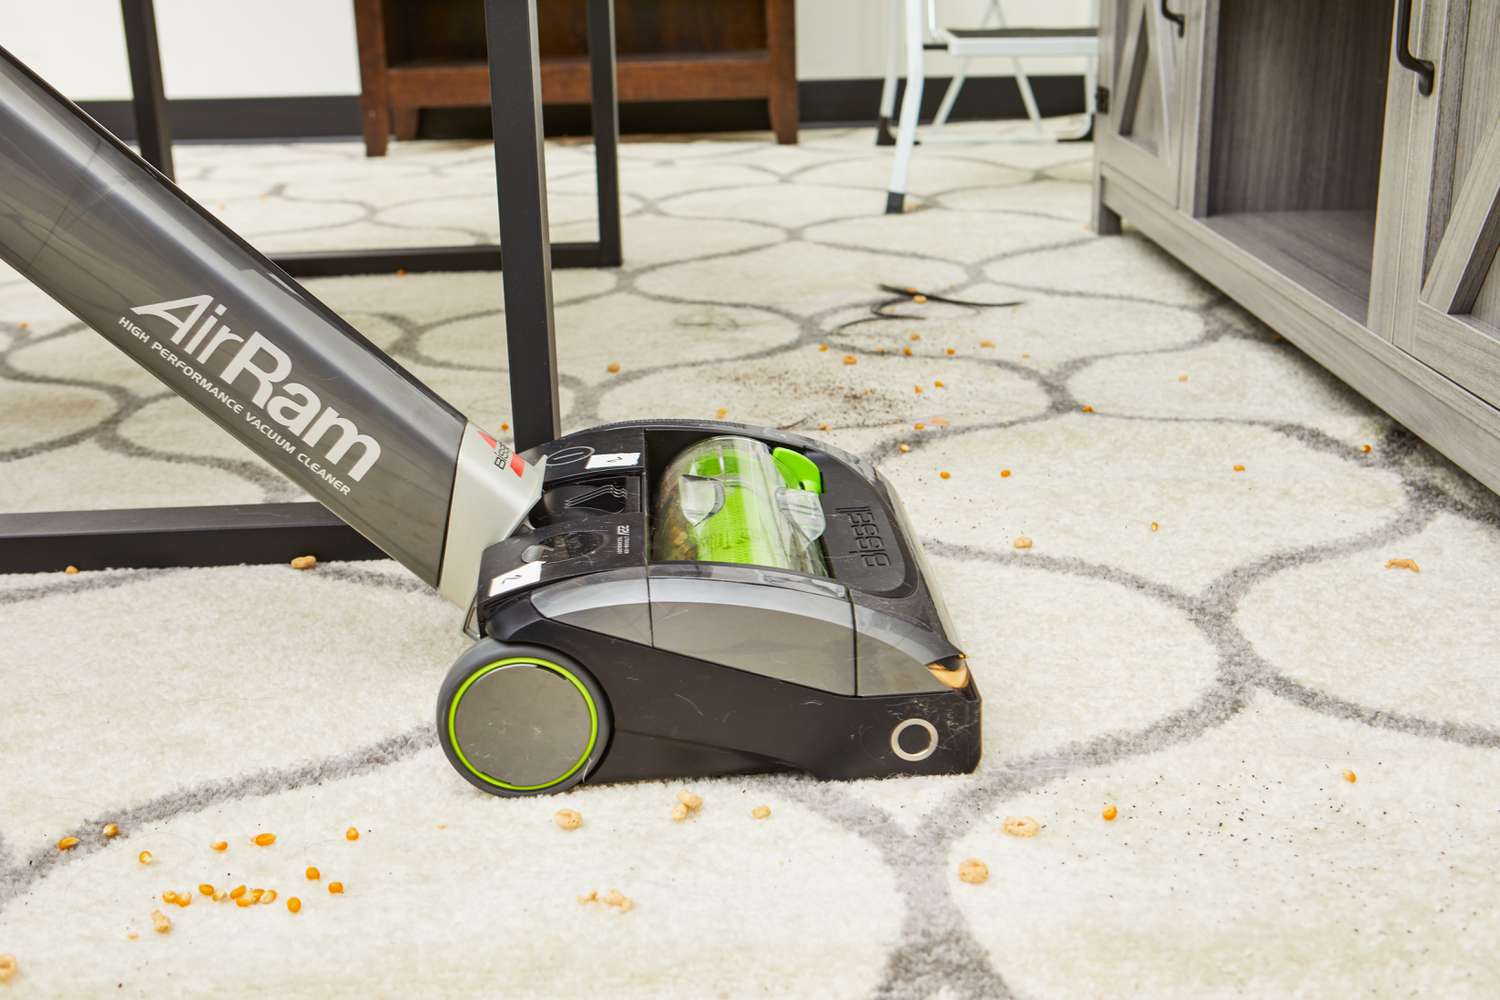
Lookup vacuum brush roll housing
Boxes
[437,420,981,796]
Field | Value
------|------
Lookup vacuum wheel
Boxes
[437,640,611,797]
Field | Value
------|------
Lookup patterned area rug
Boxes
[3,124,1500,998]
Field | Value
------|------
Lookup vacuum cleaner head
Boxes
[437,420,981,795]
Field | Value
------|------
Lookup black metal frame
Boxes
[0,0,617,575]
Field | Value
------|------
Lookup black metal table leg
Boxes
[485,0,561,451]
[588,0,622,267]
[119,0,174,181]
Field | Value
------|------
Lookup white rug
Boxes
[2,123,1499,998]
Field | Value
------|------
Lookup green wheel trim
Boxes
[446,656,600,791]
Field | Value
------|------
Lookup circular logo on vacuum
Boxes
[546,444,595,467]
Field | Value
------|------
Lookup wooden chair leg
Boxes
[766,0,798,143]
[353,0,390,157]
[392,107,420,141]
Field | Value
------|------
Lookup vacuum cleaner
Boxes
[0,46,981,796]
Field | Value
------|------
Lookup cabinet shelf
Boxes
[1202,210,1375,323]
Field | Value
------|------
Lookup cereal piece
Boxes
[958,859,989,884]
[0,955,14,982]
[914,422,925,431]
[751,805,772,820]
[1081,405,1094,413]
[211,840,228,852]
[128,932,139,940]
[602,889,633,911]
[1102,804,1118,822]
[162,891,180,905]
[64,565,79,575]
[819,423,830,431]
[328,882,345,895]
[102,823,119,839]
[287,897,302,914]
[1177,374,1189,383]
[1013,536,1033,550]
[578,889,599,904]
[248,889,264,904]
[939,471,951,480]
[137,850,153,865]
[979,339,995,348]
[151,910,172,935]
[57,836,79,851]
[913,294,928,305]
[677,790,703,811]
[199,884,215,897]
[175,892,191,909]
[945,347,955,356]
[395,268,407,277]
[934,380,945,388]
[715,407,728,419]
[914,385,923,394]
[236,895,255,909]
[252,833,276,847]
[1232,464,1245,472]
[898,443,911,453]
[1002,816,1041,838]
[606,361,621,374]
[1385,558,1420,573]
[1361,444,1373,454]
[229,885,247,900]
[1150,521,1159,532]
[1000,469,1011,478]
[670,802,690,822]
[817,343,828,352]
[213,891,228,903]
[842,354,857,365]
[1342,769,1357,784]
[554,809,583,831]
[345,827,361,841]
[909,332,921,341]
[290,555,316,570]
[876,346,887,354]
[500,422,510,432]
[306,866,321,881]
[902,346,913,357]
[1022,352,1031,359]
[260,889,278,905]
[929,416,951,428]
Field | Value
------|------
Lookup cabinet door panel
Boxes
[1398,0,1500,409]
[1097,0,1190,207]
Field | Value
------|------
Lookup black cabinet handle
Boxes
[1159,0,1185,36]
[1396,0,1435,96]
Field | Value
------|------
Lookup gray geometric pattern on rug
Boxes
[2,125,1498,998]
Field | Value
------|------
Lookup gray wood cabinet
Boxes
[1094,0,1500,495]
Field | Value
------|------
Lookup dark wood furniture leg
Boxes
[392,107,420,141]
[766,0,799,144]
[353,0,391,157]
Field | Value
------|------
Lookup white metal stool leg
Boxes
[876,0,904,145]
[885,0,926,213]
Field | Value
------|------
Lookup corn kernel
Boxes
[175,893,191,909]
[1342,769,1357,784]
[913,294,928,305]
[939,471,951,480]
[306,866,321,881]
[236,895,255,908]
[345,827,360,842]
[1000,469,1012,478]
[151,910,172,935]
[554,809,583,831]
[1102,804,1118,821]
[934,380,945,388]
[902,346,913,356]
[1081,405,1094,413]
[1232,464,1245,472]
[162,891,179,905]
[290,555,316,570]
[395,268,407,277]
[64,565,79,575]
[914,422,925,431]
[979,339,995,348]
[211,840,228,852]
[57,836,79,851]
[199,884,214,897]
[715,407,728,419]
[671,802,689,822]
[127,932,139,940]
[898,443,911,453]
[1361,443,1373,453]
[137,850,153,865]
[213,891,228,902]
[819,423,830,431]
[1385,558,1420,573]
[603,889,633,911]
[287,897,302,914]
[842,354,857,365]
[751,805,771,820]
[229,885,246,899]
[252,833,276,847]
[249,888,265,903]
[578,889,598,904]
[260,889,278,905]
[1150,521,1159,532]
[817,343,828,352]
[0,954,14,982]
[606,361,621,374]
[677,790,703,811]
[1013,536,1033,550]
[500,422,510,432]
[909,333,921,341]
[1178,374,1189,383]
[102,823,119,839]
[945,347,955,356]
[328,882,344,895]
[958,859,989,884]
[914,385,923,394]
[1002,816,1041,838]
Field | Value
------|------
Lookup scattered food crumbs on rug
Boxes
[1233,464,1246,472]
[606,361,621,373]
[902,346,913,356]
[211,841,227,852]
[578,889,598,904]
[934,379,945,388]
[909,332,921,341]
[64,565,79,575]
[602,889,633,912]
[939,471,951,480]
[1342,769,1358,784]
[1361,444,1373,453]
[677,790,703,811]
[137,851,152,865]
[0,955,14,983]
[751,805,772,820]
[150,910,172,935]
[819,422,829,431]
[1022,352,1030,358]
[102,823,119,838]
[818,343,828,352]
[554,809,583,831]
[914,385,923,394]
[843,354,858,365]
[1000,468,1011,478]
[260,889,278,906]
[899,443,911,453]
[1002,816,1041,838]
[1385,558,1420,573]
[345,827,360,841]
[958,859,989,884]
[198,883,214,897]
[1081,404,1094,413]
[56,836,78,851]
[929,416,951,428]
[1013,536,1033,550]
[328,882,344,895]
[715,407,728,419]
[979,339,995,348]
[252,833,276,846]
[1151,521,1160,532]
[671,802,690,822]
[290,555,316,570]
[395,268,407,277]
[305,867,320,881]
[230,885,246,900]
[500,422,509,432]
[287,897,302,914]
[1102,804,1118,822]
[126,932,138,941]
[914,422,925,430]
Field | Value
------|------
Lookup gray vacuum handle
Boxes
[0,44,538,598]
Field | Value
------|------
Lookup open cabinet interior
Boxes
[1202,0,1394,322]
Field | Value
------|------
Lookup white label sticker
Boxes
[585,451,641,470]
[488,560,544,598]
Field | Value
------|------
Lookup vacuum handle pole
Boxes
[0,45,541,603]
